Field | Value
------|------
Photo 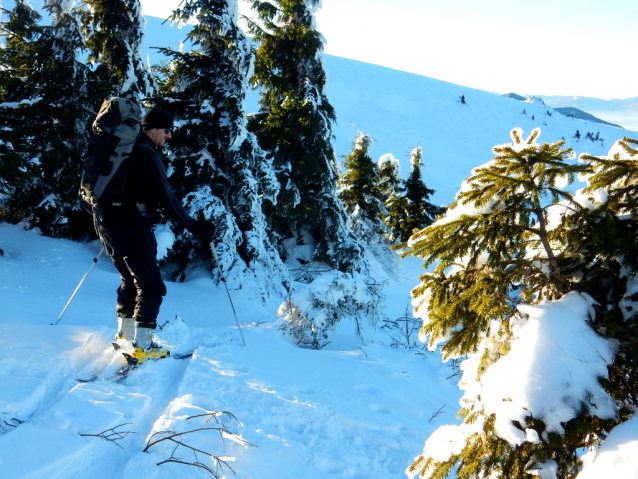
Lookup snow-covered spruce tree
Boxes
[0,0,94,238]
[388,146,442,243]
[377,152,408,243]
[0,3,27,200]
[337,132,387,243]
[0,0,41,205]
[151,0,289,294]
[404,128,637,479]
[246,0,365,273]
[80,0,154,100]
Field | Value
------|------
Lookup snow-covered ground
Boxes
[0,223,461,478]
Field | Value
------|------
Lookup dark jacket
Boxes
[121,134,196,232]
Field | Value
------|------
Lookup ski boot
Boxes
[128,326,170,365]
[112,315,135,350]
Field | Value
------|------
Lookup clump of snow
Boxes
[154,223,176,261]
[378,153,401,179]
[491,126,540,154]
[474,293,617,438]
[578,414,638,479]
[354,131,373,150]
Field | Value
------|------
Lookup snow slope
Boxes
[0,223,460,478]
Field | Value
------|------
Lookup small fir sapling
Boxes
[337,132,388,244]
[378,152,407,243]
[580,136,638,413]
[404,128,638,479]
[388,146,443,243]
[278,269,385,349]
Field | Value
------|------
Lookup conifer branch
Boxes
[532,204,569,294]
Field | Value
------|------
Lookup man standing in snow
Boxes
[94,107,216,362]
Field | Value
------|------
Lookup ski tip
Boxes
[77,376,98,383]
[173,349,195,360]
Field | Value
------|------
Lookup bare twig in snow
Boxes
[144,412,254,477]
[429,404,446,423]
[80,423,136,449]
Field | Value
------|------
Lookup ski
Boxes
[76,349,196,383]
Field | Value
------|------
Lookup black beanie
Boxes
[142,107,174,131]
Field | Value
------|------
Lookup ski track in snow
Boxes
[0,223,459,478]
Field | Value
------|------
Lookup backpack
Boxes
[79,97,142,210]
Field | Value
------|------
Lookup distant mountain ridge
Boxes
[502,93,624,129]
[553,107,623,129]
[536,94,638,132]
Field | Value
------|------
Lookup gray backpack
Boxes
[80,97,142,209]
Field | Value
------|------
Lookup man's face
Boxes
[145,127,172,147]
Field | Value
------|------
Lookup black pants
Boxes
[95,215,166,329]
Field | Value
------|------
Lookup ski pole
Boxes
[210,242,246,346]
[53,247,105,326]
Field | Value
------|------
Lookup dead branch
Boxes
[144,427,229,452]
[145,412,255,478]
[156,458,222,478]
[80,423,136,449]
[186,411,242,427]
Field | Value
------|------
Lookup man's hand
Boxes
[193,219,216,239]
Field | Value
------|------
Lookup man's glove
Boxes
[192,219,216,239]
